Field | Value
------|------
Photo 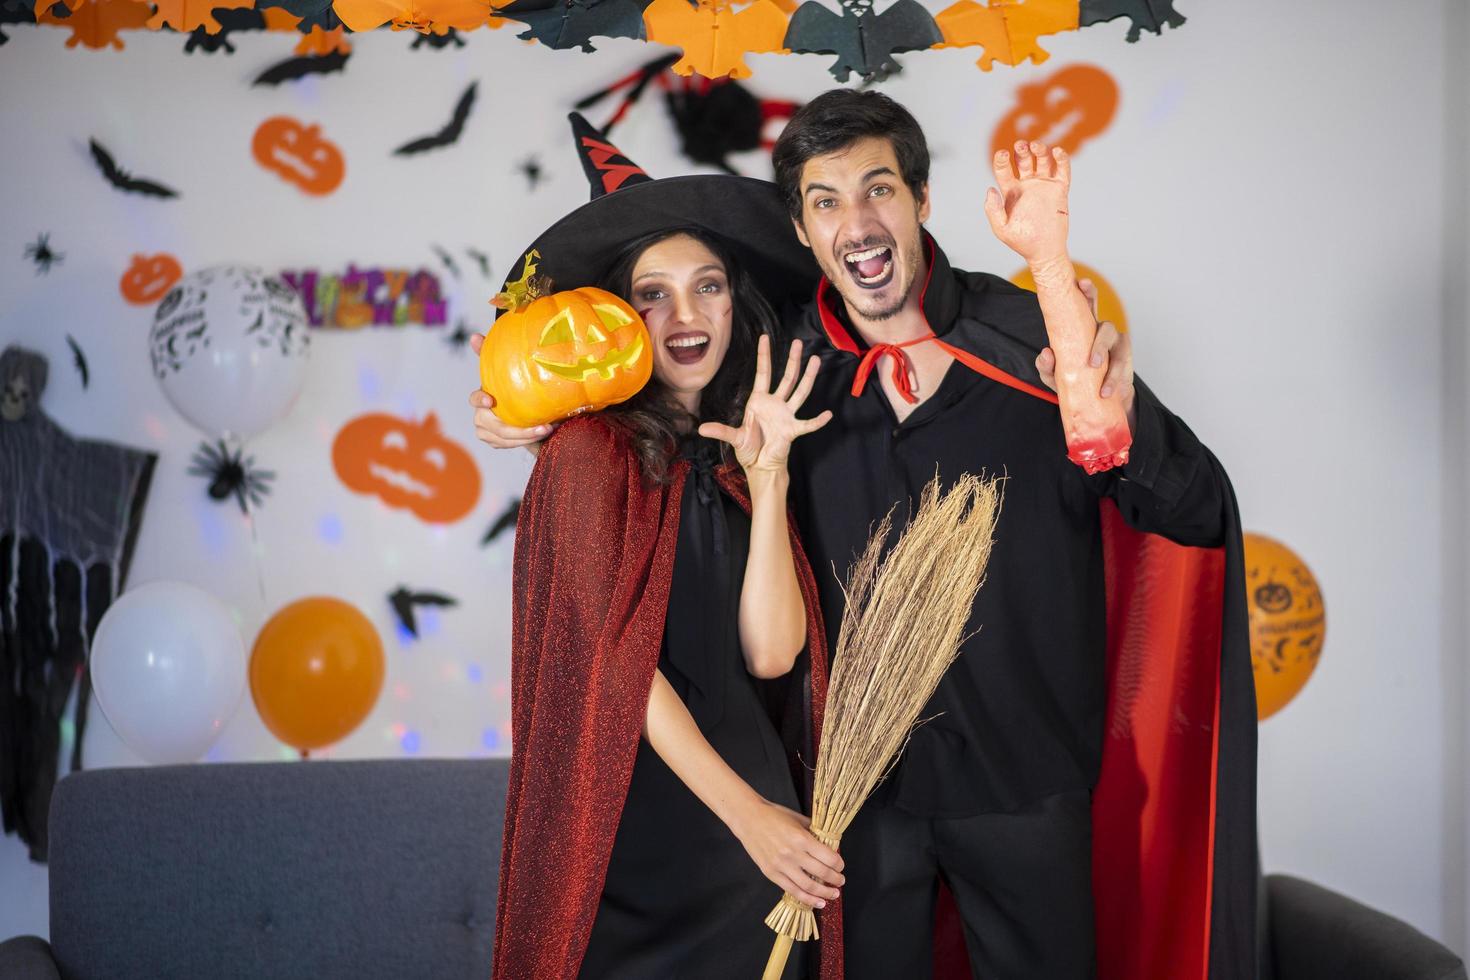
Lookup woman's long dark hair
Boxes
[597,227,778,483]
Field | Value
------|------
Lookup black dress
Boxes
[579,439,806,980]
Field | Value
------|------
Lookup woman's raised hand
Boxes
[698,335,832,474]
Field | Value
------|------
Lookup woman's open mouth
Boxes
[664,331,710,365]
[843,244,895,290]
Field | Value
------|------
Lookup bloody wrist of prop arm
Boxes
[1029,254,1132,474]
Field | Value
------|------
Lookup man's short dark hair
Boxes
[771,89,931,223]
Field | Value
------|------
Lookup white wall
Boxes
[1,0,1463,956]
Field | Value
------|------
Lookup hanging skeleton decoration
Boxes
[0,346,156,862]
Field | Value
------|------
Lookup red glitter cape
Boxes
[493,415,844,980]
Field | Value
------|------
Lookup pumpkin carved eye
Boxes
[539,310,575,346]
[423,448,447,470]
[382,430,408,451]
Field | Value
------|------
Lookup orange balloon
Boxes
[1244,534,1326,720]
[250,597,385,751]
[1010,261,1128,334]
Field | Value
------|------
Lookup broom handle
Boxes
[762,934,794,980]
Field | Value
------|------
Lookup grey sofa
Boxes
[0,758,507,980]
[1,757,1464,979]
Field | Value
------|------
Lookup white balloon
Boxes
[148,265,311,441]
[91,581,246,765]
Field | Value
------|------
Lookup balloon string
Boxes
[233,435,269,608]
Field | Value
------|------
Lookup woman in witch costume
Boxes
[478,116,845,980]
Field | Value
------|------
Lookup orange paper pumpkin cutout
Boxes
[1010,260,1128,334]
[252,117,346,196]
[119,253,183,306]
[294,24,352,53]
[36,0,151,48]
[332,412,482,523]
[1244,533,1326,721]
[146,0,253,33]
[250,597,384,753]
[643,0,790,80]
[481,285,653,428]
[936,0,1077,71]
[991,62,1118,161]
[334,0,493,33]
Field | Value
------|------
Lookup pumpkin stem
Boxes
[491,249,552,313]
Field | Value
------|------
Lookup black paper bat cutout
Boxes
[388,586,458,637]
[411,27,464,48]
[1079,0,1184,42]
[23,234,63,275]
[432,245,460,279]
[65,335,89,389]
[253,50,350,85]
[0,0,36,45]
[465,248,491,279]
[182,7,264,52]
[496,0,650,52]
[393,82,477,156]
[481,497,521,546]
[784,0,942,83]
[89,140,179,198]
[256,0,341,32]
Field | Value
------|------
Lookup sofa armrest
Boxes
[1268,874,1467,980]
[0,936,62,980]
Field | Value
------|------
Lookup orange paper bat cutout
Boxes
[35,0,151,47]
[935,0,1077,71]
[334,0,493,33]
[146,0,254,32]
[294,23,352,52]
[644,0,790,79]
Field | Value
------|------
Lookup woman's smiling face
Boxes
[629,233,734,409]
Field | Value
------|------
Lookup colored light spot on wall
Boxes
[481,728,499,750]
[358,364,382,402]
[467,664,483,684]
[401,730,420,754]
[392,681,412,702]
[319,513,344,544]
[492,682,508,700]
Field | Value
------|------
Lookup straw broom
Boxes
[761,472,1003,980]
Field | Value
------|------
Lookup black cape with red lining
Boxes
[788,235,1259,980]
[493,415,844,980]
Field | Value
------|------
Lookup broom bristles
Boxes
[764,473,1003,947]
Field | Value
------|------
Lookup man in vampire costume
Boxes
[472,96,1257,980]
[771,91,1258,979]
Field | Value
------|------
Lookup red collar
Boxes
[812,236,1058,407]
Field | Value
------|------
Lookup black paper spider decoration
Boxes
[23,234,63,275]
[188,439,275,514]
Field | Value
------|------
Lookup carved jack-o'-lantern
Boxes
[991,63,1119,162]
[120,253,183,306]
[1244,532,1327,721]
[480,253,652,428]
[252,116,346,196]
[332,412,481,524]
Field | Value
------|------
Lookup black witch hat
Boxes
[498,113,818,309]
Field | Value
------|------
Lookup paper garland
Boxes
[18,0,1187,80]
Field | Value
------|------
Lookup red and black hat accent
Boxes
[498,114,818,309]
[569,111,652,200]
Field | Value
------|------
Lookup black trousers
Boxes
[840,789,1096,980]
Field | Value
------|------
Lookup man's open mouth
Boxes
[842,244,895,289]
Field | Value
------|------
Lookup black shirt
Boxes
[785,235,1230,817]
